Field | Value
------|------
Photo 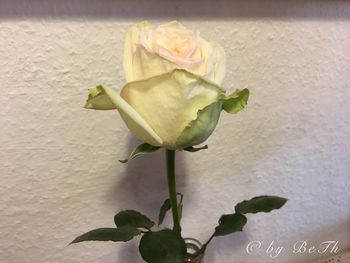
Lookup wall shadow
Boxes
[0,0,349,20]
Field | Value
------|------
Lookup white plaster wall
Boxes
[0,1,349,263]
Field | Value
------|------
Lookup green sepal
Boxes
[214,213,247,237]
[176,101,222,149]
[84,85,117,110]
[114,210,155,230]
[222,88,249,114]
[158,193,183,226]
[139,229,186,263]
[235,195,288,214]
[70,226,141,244]
[119,143,160,163]
[184,145,208,152]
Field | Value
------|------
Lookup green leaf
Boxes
[114,210,154,230]
[198,213,247,254]
[235,195,288,214]
[214,213,247,236]
[158,193,183,226]
[70,226,141,244]
[158,199,171,226]
[184,145,208,152]
[222,88,249,114]
[119,143,160,163]
[139,229,186,263]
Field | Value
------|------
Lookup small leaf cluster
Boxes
[71,196,287,262]
[71,209,186,263]
[198,195,288,254]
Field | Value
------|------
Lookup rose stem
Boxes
[165,149,181,234]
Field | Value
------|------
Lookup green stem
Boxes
[197,233,215,255]
[165,149,181,234]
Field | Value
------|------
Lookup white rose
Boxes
[85,21,249,150]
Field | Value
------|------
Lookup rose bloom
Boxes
[85,21,247,150]
[124,21,226,85]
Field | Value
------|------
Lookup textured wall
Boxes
[0,1,349,263]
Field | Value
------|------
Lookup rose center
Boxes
[154,28,195,58]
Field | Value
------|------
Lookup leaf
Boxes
[222,88,249,114]
[158,193,183,226]
[119,143,160,163]
[70,226,141,244]
[184,145,208,152]
[214,213,247,236]
[114,210,154,230]
[198,213,247,254]
[158,199,171,226]
[139,229,186,263]
[235,195,288,214]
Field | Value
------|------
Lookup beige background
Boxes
[0,1,349,262]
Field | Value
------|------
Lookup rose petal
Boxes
[124,23,175,82]
[85,86,163,146]
[120,69,224,149]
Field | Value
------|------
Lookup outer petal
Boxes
[85,86,163,146]
[176,101,223,148]
[123,21,150,82]
[124,21,174,82]
[207,42,226,85]
[120,69,225,149]
[84,85,117,110]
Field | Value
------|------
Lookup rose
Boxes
[85,21,249,150]
[86,70,225,149]
[124,21,226,85]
